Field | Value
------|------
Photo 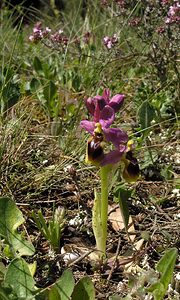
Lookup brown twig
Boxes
[107,237,121,282]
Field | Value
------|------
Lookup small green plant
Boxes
[29,56,58,118]
[111,248,177,300]
[0,197,96,299]
[148,248,178,300]
[32,206,65,251]
[0,261,96,300]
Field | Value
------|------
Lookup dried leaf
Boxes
[108,204,135,241]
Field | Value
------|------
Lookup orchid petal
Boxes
[103,127,128,148]
[99,106,115,128]
[80,120,95,134]
[100,148,125,166]
[93,95,106,107]
[109,94,125,112]
[85,97,95,116]
[93,96,107,122]
[102,88,111,103]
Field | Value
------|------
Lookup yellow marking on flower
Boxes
[127,140,134,151]
[94,122,103,134]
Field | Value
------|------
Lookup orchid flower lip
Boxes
[122,150,140,182]
[84,124,128,166]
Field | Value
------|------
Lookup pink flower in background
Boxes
[103,34,118,49]
[161,0,170,5]
[29,22,51,42]
[165,2,180,24]
[50,30,69,45]
[114,0,125,9]
[29,24,69,45]
[83,31,93,44]
[128,17,141,27]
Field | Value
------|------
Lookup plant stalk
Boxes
[99,165,109,256]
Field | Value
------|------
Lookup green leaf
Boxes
[138,100,155,131]
[114,186,131,231]
[43,81,57,103]
[92,189,102,252]
[49,286,61,300]
[148,248,177,300]
[1,81,20,113]
[72,277,95,300]
[49,269,75,300]
[30,78,40,94]
[4,258,36,300]
[157,248,177,288]
[0,197,35,257]
[148,282,165,300]
[0,285,13,300]
[28,262,37,278]
[33,57,44,76]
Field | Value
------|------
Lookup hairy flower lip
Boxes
[80,121,128,151]
[100,146,127,166]
[122,150,140,182]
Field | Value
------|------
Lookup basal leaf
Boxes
[49,269,75,300]
[92,189,102,252]
[4,258,36,300]
[114,186,131,231]
[156,248,177,291]
[72,276,95,300]
[148,248,177,300]
[30,78,40,93]
[0,285,13,300]
[49,287,61,300]
[0,262,6,281]
[43,81,57,103]
[33,57,44,76]
[148,282,165,300]
[0,197,35,256]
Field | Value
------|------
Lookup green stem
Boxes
[99,165,110,256]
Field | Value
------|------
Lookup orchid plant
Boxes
[80,89,139,259]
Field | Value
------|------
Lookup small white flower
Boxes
[172,188,180,197]
[29,35,34,42]
[61,247,79,263]
[103,36,109,43]
[45,27,51,33]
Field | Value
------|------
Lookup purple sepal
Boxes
[109,94,125,112]
[103,127,128,148]
[100,145,126,166]
[80,120,95,134]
